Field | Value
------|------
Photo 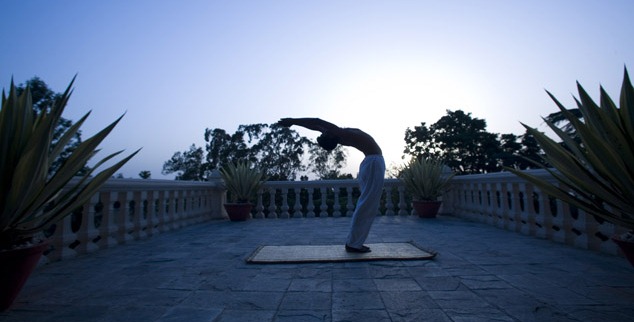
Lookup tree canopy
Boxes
[165,109,550,181]
[404,110,542,174]
[162,144,207,181]
[163,123,349,181]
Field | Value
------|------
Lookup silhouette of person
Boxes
[277,118,385,253]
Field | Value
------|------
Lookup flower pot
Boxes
[412,200,442,218]
[224,203,253,222]
[612,235,634,268]
[0,241,49,311]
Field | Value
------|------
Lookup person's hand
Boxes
[277,118,294,127]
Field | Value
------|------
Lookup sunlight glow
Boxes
[321,61,487,174]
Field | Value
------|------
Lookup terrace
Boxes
[1,170,633,321]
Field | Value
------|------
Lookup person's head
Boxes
[317,133,339,151]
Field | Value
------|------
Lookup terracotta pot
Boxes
[0,241,49,311]
[612,235,634,268]
[412,200,442,218]
[224,203,253,221]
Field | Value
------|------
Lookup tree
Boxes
[139,170,151,179]
[15,77,84,175]
[544,108,582,135]
[204,128,251,170]
[308,143,349,179]
[517,130,543,168]
[403,121,434,158]
[165,123,342,181]
[497,133,524,169]
[404,110,502,174]
[203,123,310,180]
[245,123,312,180]
[162,144,207,180]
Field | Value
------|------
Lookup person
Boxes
[277,117,385,253]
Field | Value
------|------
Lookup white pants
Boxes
[346,155,385,248]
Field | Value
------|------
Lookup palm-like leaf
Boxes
[219,161,266,203]
[0,77,139,247]
[400,158,455,201]
[508,68,634,230]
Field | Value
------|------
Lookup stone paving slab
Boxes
[1,215,633,322]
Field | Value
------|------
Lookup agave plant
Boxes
[0,77,139,248]
[508,68,634,232]
[219,160,266,203]
[400,157,455,201]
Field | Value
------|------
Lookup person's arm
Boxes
[278,117,382,155]
[277,118,341,134]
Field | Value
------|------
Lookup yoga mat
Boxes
[246,241,436,264]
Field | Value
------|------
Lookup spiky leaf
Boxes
[400,157,455,201]
[219,161,266,203]
[0,77,139,247]
[508,68,634,230]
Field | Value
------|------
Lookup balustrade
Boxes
[444,169,628,256]
[43,178,224,263]
[253,179,412,219]
[42,169,629,263]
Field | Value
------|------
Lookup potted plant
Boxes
[507,68,634,267]
[400,157,455,218]
[219,160,266,221]
[0,77,139,310]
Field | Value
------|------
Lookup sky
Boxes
[2,0,633,179]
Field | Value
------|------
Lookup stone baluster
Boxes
[571,208,588,249]
[515,183,530,235]
[496,184,506,225]
[512,185,521,232]
[345,187,354,217]
[165,190,176,231]
[292,188,303,218]
[54,215,78,261]
[114,191,130,243]
[530,187,546,239]
[306,188,316,217]
[267,189,277,218]
[174,190,183,229]
[397,185,408,216]
[98,191,118,248]
[156,190,167,233]
[550,195,566,244]
[383,185,394,216]
[481,183,491,224]
[146,190,157,236]
[280,188,290,218]
[319,187,328,217]
[333,186,342,217]
[492,186,501,224]
[132,190,146,240]
[76,193,100,254]
[524,185,536,236]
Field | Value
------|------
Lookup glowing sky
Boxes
[2,1,633,179]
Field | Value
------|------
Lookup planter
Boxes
[612,235,634,268]
[224,203,253,222]
[412,200,442,218]
[0,241,49,311]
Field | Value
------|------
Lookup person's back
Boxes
[337,128,382,156]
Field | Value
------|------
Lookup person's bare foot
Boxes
[345,244,371,253]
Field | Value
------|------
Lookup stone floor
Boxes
[1,215,633,322]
